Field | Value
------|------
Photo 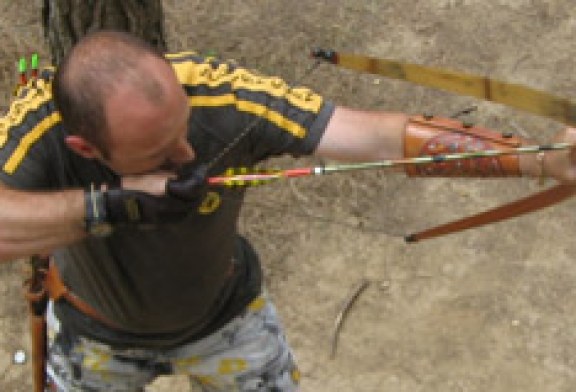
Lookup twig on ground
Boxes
[330,278,369,359]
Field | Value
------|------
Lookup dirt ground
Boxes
[2,1,576,391]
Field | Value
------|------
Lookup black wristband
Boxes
[84,184,113,237]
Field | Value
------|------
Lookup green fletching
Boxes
[18,57,27,73]
[31,53,39,69]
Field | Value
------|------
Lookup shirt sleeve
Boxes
[169,53,335,163]
[0,80,59,190]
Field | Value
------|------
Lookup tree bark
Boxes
[42,0,167,65]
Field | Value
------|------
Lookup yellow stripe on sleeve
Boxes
[172,61,324,113]
[189,95,307,138]
[0,79,54,149]
[3,111,61,174]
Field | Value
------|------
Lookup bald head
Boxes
[52,31,170,157]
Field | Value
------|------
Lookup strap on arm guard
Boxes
[404,115,524,177]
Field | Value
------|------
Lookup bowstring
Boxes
[204,58,324,171]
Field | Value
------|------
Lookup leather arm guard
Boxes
[404,115,524,177]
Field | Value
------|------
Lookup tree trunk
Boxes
[42,0,167,65]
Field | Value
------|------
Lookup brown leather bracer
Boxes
[404,115,524,177]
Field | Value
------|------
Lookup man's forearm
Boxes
[0,187,86,261]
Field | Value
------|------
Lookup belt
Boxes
[45,258,238,332]
[44,261,121,329]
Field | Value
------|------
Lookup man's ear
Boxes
[65,135,102,159]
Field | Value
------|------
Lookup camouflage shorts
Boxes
[46,296,300,391]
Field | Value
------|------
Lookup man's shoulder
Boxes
[1,70,59,145]
[0,71,63,177]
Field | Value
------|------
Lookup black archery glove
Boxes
[84,187,191,236]
[84,165,209,234]
[104,188,193,225]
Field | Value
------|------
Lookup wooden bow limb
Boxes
[311,49,576,126]
[405,184,576,242]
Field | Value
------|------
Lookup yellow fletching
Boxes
[217,167,282,187]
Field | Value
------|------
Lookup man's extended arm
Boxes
[315,106,575,180]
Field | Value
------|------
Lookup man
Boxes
[1,31,575,391]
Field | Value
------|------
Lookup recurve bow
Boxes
[311,49,576,242]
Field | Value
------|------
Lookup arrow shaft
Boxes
[208,143,572,186]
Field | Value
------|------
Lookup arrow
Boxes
[208,142,572,186]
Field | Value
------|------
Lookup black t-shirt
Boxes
[0,52,334,348]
